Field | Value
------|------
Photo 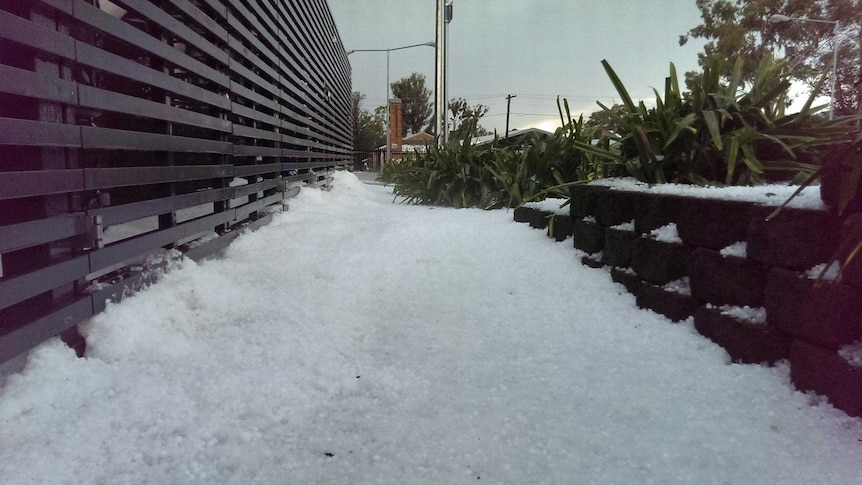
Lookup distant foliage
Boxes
[384,99,620,209]
[387,53,859,210]
[448,98,490,140]
[351,92,385,152]
[680,0,861,115]
[390,73,433,136]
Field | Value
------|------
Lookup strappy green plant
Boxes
[387,97,622,209]
[599,54,853,186]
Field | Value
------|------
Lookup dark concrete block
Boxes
[594,190,637,227]
[581,255,605,269]
[631,237,692,285]
[747,206,840,271]
[820,146,862,213]
[611,267,643,295]
[569,184,607,218]
[844,254,862,291]
[528,209,553,230]
[634,193,682,234]
[838,214,862,289]
[765,267,862,349]
[694,306,791,364]
[688,248,766,307]
[513,206,533,223]
[676,198,752,250]
[573,219,605,254]
[548,214,573,242]
[636,283,700,322]
[602,228,639,268]
[790,340,862,418]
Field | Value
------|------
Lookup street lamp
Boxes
[347,41,436,172]
[768,13,839,119]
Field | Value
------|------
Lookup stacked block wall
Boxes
[516,186,862,417]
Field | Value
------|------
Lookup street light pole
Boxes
[769,14,839,119]
[435,1,453,145]
[347,42,435,173]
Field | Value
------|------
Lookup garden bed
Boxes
[519,179,862,417]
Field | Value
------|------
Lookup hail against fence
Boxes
[0,0,353,363]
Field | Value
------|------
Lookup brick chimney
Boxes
[389,98,403,152]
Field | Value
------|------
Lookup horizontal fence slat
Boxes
[80,126,232,153]
[229,80,280,113]
[164,0,228,40]
[183,212,273,262]
[0,10,75,59]
[77,85,232,133]
[71,0,231,89]
[0,297,93,364]
[89,267,162,314]
[93,187,233,226]
[74,42,230,111]
[0,65,78,104]
[0,256,90,310]
[234,193,281,220]
[83,165,233,190]
[232,124,280,142]
[234,163,282,178]
[88,210,234,272]
[0,214,87,254]
[0,170,85,200]
[183,230,239,262]
[40,0,74,15]
[231,102,280,128]
[233,178,282,198]
[233,145,282,157]
[0,118,81,148]
[110,0,229,66]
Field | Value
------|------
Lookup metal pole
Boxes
[443,2,452,144]
[435,0,445,144]
[830,21,838,120]
[385,49,391,171]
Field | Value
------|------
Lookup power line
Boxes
[455,93,612,101]
[485,112,558,118]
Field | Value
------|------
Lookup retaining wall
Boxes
[514,184,862,418]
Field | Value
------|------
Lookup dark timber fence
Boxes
[0,0,353,363]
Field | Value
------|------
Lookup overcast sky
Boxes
[328,0,707,134]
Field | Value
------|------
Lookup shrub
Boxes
[600,54,855,185]
[385,99,620,209]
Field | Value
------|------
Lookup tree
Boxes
[390,72,433,136]
[586,103,626,134]
[351,92,385,152]
[447,97,490,139]
[679,0,861,115]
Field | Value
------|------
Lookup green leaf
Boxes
[703,110,723,150]
[601,59,638,113]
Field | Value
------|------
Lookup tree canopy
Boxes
[351,92,385,152]
[680,0,861,115]
[447,97,490,139]
[586,103,626,134]
[391,72,433,136]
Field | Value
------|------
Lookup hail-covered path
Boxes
[1,172,861,484]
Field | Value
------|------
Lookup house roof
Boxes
[471,127,553,147]
[375,131,436,151]
[403,131,435,145]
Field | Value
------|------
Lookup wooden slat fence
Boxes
[0,0,353,363]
